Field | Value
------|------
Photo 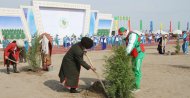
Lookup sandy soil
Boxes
[0,44,190,98]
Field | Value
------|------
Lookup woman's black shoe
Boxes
[70,88,80,93]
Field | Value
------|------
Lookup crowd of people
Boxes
[52,34,126,50]
[1,31,189,55]
[51,31,188,52]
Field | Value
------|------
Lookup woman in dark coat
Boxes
[157,36,164,54]
[59,37,96,93]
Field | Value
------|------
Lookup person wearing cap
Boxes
[118,27,128,46]
[4,40,24,74]
[119,27,145,92]
[58,37,96,93]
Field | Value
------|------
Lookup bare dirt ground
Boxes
[0,44,190,98]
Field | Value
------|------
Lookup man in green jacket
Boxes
[119,27,145,92]
[59,37,96,93]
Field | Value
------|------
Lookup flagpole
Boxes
[170,21,172,33]
[140,19,142,31]
[178,21,180,30]
[187,22,189,31]
[128,17,131,31]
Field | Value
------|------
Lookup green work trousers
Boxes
[132,58,143,89]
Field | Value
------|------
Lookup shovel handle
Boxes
[85,53,106,92]
[85,54,95,68]
[7,58,18,64]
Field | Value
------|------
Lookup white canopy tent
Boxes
[153,30,169,35]
[172,30,182,34]
[133,30,145,35]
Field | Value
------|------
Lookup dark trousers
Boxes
[6,53,17,67]
[6,53,19,73]
[157,45,164,54]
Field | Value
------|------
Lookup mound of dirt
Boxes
[81,81,107,98]
[165,51,185,55]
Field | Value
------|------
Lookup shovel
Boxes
[5,58,20,70]
[85,54,106,93]
[7,58,18,64]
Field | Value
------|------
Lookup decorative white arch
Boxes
[0,8,31,42]
[32,0,91,38]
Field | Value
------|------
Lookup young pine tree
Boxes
[27,36,41,71]
[104,46,135,98]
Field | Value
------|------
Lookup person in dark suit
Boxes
[59,37,96,93]
[157,36,164,54]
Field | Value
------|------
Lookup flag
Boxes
[187,22,189,31]
[119,16,122,21]
[160,23,163,30]
[114,16,117,20]
[170,21,172,32]
[114,19,119,31]
[150,21,153,32]
[122,16,125,20]
[121,16,124,27]
[124,16,128,28]
[128,17,131,31]
[125,16,128,20]
[117,16,121,28]
[140,20,143,31]
[178,21,180,30]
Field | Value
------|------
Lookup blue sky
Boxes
[0,0,190,31]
